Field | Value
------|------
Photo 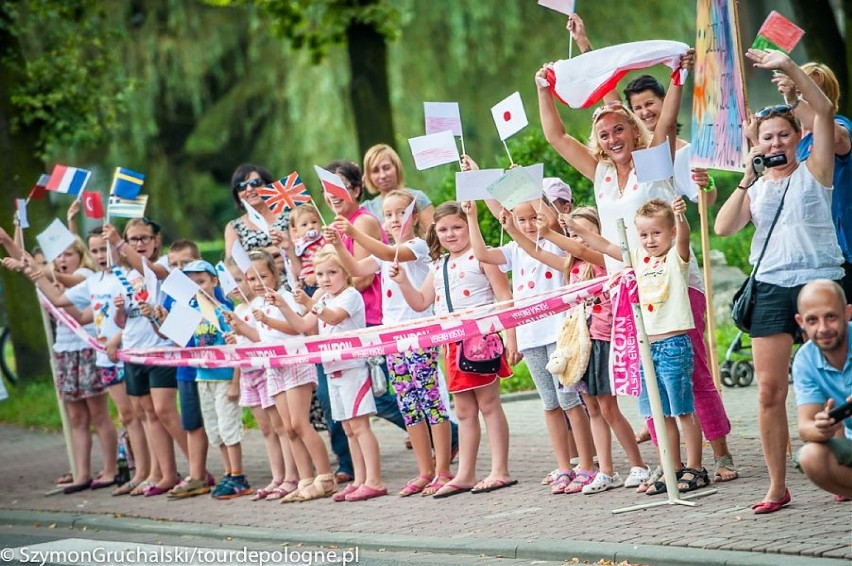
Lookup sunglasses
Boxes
[236,178,264,191]
[592,101,629,121]
[755,104,792,119]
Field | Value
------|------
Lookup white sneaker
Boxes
[624,465,651,488]
[583,472,617,494]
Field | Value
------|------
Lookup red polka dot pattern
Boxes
[463,289,471,297]
[544,271,553,279]
[592,304,602,313]
[648,304,654,312]
[527,281,535,289]
[386,289,392,298]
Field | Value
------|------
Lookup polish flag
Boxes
[28,174,50,201]
[544,40,689,108]
[491,92,528,141]
[314,165,352,203]
[82,191,105,219]
[46,164,92,196]
[398,199,417,239]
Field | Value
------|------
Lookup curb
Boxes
[498,389,540,403]
[2,509,848,566]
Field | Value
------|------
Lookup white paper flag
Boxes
[424,102,463,136]
[142,260,159,304]
[159,301,203,347]
[161,268,200,305]
[230,240,252,274]
[491,92,529,141]
[522,163,545,191]
[241,199,270,237]
[215,261,238,296]
[36,219,77,263]
[538,0,576,15]
[632,140,674,184]
[455,169,504,201]
[408,130,461,171]
[15,199,29,229]
[486,167,542,210]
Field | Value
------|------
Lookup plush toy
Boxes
[547,305,591,387]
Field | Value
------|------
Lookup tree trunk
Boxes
[346,21,396,157]
[789,0,848,115]
[0,15,52,381]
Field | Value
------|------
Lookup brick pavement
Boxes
[1,385,850,562]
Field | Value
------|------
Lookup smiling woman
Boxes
[224,164,290,262]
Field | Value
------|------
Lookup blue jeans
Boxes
[639,334,694,418]
[316,356,458,476]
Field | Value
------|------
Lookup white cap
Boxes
[543,177,572,203]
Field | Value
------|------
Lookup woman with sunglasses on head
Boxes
[224,164,290,267]
[715,49,843,514]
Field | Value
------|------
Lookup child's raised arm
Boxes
[223,310,260,342]
[263,290,312,335]
[463,201,506,266]
[506,218,567,273]
[389,262,436,313]
[298,289,351,326]
[536,209,606,268]
[654,49,695,160]
[103,223,169,280]
[331,215,417,263]
[324,226,380,279]
[565,217,622,261]
[672,197,691,262]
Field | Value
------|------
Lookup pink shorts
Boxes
[266,365,318,398]
[239,368,273,409]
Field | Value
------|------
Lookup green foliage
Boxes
[0,377,62,430]
[2,0,132,159]
[500,360,534,393]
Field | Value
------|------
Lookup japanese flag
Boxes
[491,92,528,141]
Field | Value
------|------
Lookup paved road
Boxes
[1,383,850,565]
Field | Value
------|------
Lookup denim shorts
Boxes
[178,379,204,432]
[639,334,694,417]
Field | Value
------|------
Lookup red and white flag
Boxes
[491,92,528,141]
[28,174,50,201]
[82,191,105,219]
[46,164,92,196]
[398,199,417,239]
[314,165,352,203]
[545,40,689,108]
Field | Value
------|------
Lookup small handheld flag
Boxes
[751,11,804,54]
[257,172,311,215]
[82,191,105,220]
[110,167,145,200]
[241,199,271,236]
[28,174,50,201]
[230,240,252,274]
[15,199,29,229]
[491,92,529,141]
[108,195,148,219]
[46,165,92,196]
[36,219,77,263]
[314,166,353,203]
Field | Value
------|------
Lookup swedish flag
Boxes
[110,167,145,200]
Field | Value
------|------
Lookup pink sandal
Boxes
[251,480,283,501]
[563,470,595,494]
[549,470,575,495]
[421,472,454,497]
[399,474,432,497]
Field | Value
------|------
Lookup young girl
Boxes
[506,206,651,493]
[228,250,338,503]
[329,189,453,497]
[468,199,597,495]
[222,258,300,501]
[392,201,516,497]
[569,197,707,494]
[275,247,386,502]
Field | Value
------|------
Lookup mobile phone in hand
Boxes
[828,400,852,423]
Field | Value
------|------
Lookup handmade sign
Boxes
[752,10,804,54]
[632,140,674,184]
[486,167,541,210]
[424,102,463,136]
[408,130,460,170]
[538,0,575,15]
[36,219,76,263]
[161,269,200,305]
[159,302,203,347]
[691,0,747,171]
[455,169,504,201]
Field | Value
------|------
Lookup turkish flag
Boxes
[82,191,104,219]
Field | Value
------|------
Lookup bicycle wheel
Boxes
[0,327,17,385]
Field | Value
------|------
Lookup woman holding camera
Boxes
[715,49,843,514]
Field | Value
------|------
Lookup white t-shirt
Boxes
[594,162,704,292]
[631,246,694,337]
[499,240,565,351]
[118,258,171,350]
[53,268,96,353]
[433,251,494,315]
[232,302,258,346]
[317,286,367,373]
[65,271,124,367]
[250,293,301,343]
[376,238,433,324]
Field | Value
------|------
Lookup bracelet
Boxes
[311,302,325,316]
[701,176,716,193]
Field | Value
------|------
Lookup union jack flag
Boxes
[258,171,311,214]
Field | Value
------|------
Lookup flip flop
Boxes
[112,481,140,496]
[470,479,518,494]
[56,472,73,485]
[432,482,474,499]
[63,479,92,494]
[91,476,118,490]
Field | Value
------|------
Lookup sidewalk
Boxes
[1,385,850,565]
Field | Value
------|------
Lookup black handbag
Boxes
[731,180,790,333]
[442,256,504,374]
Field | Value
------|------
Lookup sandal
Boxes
[281,478,315,504]
[130,480,154,496]
[265,481,298,501]
[422,472,453,497]
[251,480,283,501]
[541,469,559,485]
[549,470,574,495]
[636,465,663,494]
[677,467,710,493]
[645,468,686,496]
[713,454,739,483]
[563,470,594,494]
[333,483,359,502]
[399,474,432,497]
[56,472,73,485]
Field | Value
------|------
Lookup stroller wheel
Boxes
[733,360,755,387]
[720,364,736,388]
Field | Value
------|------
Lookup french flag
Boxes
[544,40,689,109]
[46,164,92,196]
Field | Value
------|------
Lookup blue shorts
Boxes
[178,379,204,432]
[639,334,694,418]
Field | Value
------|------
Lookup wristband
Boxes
[701,176,716,193]
[311,302,325,316]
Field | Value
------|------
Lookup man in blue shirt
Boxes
[792,280,852,500]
